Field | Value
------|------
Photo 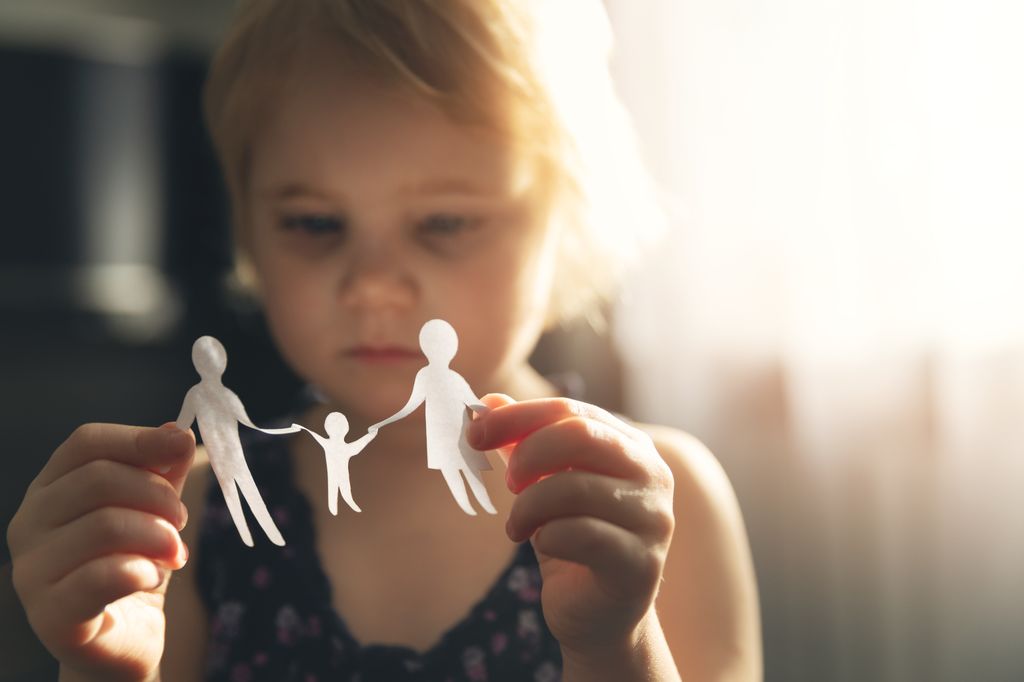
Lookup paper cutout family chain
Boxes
[176,319,494,547]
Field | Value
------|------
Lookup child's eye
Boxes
[417,213,480,237]
[281,213,346,235]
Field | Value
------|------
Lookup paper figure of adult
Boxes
[176,336,300,546]
[293,412,377,514]
[370,319,496,515]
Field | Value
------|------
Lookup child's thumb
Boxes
[480,393,516,410]
[150,422,197,495]
[472,394,517,464]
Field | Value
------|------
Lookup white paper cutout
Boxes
[370,319,497,516]
[176,336,300,547]
[293,412,376,514]
[174,320,496,547]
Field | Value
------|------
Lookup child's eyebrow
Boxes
[399,178,490,197]
[253,179,507,202]
[253,183,333,201]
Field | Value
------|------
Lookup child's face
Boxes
[244,48,559,418]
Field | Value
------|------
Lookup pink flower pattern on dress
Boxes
[251,565,271,589]
[491,631,509,655]
[462,646,488,680]
[229,662,252,682]
[506,565,541,603]
[534,661,560,682]
[276,605,302,645]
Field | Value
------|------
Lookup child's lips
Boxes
[344,345,424,363]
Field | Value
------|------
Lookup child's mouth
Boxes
[345,346,424,364]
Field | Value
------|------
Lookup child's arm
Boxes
[6,423,195,682]
[469,396,761,682]
[642,428,762,681]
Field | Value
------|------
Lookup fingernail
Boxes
[158,425,184,442]
[178,540,189,567]
[163,425,193,450]
[178,502,189,530]
[505,517,515,540]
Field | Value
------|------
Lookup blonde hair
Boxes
[204,0,664,326]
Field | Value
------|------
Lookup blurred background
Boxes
[1,0,1022,680]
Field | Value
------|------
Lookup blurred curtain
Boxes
[605,0,1024,680]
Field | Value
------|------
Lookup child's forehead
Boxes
[265,37,514,150]
[251,72,538,201]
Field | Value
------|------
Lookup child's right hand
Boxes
[6,423,194,682]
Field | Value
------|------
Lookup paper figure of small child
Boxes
[293,412,377,514]
[176,336,300,547]
[370,319,495,516]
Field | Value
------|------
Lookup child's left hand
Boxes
[467,394,675,658]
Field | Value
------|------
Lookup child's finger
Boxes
[506,471,674,544]
[505,417,661,493]
[468,396,643,451]
[473,394,517,463]
[33,508,185,587]
[479,393,516,410]
[34,423,194,492]
[35,460,188,534]
[531,516,660,603]
[31,554,163,654]
[128,423,198,494]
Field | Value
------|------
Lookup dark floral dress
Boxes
[196,427,563,682]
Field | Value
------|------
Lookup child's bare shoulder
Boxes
[633,422,763,680]
[635,423,738,508]
[632,422,755,573]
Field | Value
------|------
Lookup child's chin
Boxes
[325,382,416,420]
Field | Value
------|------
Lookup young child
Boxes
[6,1,762,680]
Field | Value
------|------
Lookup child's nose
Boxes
[338,241,418,309]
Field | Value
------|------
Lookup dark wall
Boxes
[0,46,305,569]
